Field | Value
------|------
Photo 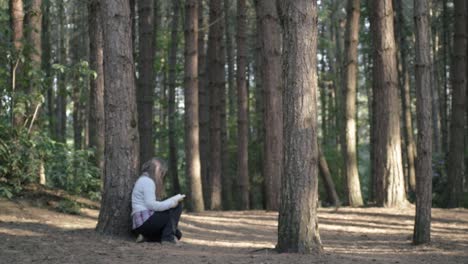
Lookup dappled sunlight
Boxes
[0,227,44,237]
[1,198,467,263]
[182,236,275,249]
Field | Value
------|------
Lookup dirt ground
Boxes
[0,193,467,264]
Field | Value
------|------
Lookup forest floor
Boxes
[0,186,467,264]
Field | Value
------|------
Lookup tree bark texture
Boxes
[395,0,417,194]
[413,0,433,245]
[236,0,249,210]
[168,0,182,194]
[88,0,105,179]
[198,0,210,208]
[343,0,363,207]
[370,0,408,208]
[277,0,322,253]
[184,0,205,212]
[447,0,466,208]
[207,0,223,210]
[96,0,140,237]
[255,0,283,211]
[137,0,155,166]
[10,0,25,127]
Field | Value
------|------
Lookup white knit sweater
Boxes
[131,174,181,215]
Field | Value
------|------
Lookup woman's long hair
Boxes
[141,158,168,200]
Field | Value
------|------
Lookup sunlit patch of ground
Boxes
[0,197,467,264]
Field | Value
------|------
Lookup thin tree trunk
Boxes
[10,0,25,127]
[221,0,233,210]
[137,0,155,165]
[207,0,223,210]
[70,7,82,150]
[168,0,181,194]
[56,0,67,143]
[440,0,449,155]
[198,0,210,208]
[370,0,408,207]
[26,0,42,131]
[97,0,139,237]
[447,0,466,208]
[224,0,235,127]
[184,0,205,212]
[255,0,282,211]
[277,0,322,254]
[88,0,105,179]
[413,0,433,245]
[236,0,249,210]
[395,0,417,194]
[343,0,363,207]
[42,0,54,140]
[319,148,341,207]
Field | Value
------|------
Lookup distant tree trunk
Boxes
[70,8,83,150]
[277,0,322,254]
[168,0,181,194]
[236,0,249,210]
[224,0,236,127]
[342,0,363,207]
[255,0,282,211]
[42,0,54,138]
[184,0,205,212]
[56,0,67,143]
[96,0,140,237]
[395,0,417,194]
[370,0,408,207]
[413,0,433,245]
[318,148,341,207]
[221,0,233,210]
[26,0,42,131]
[137,0,155,166]
[440,0,449,155]
[447,0,466,208]
[207,0,223,210]
[430,7,441,155]
[198,0,210,208]
[10,0,25,127]
[88,0,105,179]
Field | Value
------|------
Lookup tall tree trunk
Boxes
[96,0,140,237]
[184,0,205,212]
[447,0,466,208]
[395,0,417,194]
[440,0,450,155]
[42,0,53,139]
[224,0,236,128]
[255,0,282,211]
[413,0,433,245]
[221,0,233,210]
[168,0,181,194]
[88,0,105,179]
[26,0,42,132]
[277,0,322,254]
[207,0,223,210]
[137,0,155,166]
[70,8,83,150]
[198,0,210,208]
[343,0,363,207]
[236,0,249,210]
[10,0,25,127]
[370,0,408,207]
[56,0,67,143]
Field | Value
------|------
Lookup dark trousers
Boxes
[135,204,183,242]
